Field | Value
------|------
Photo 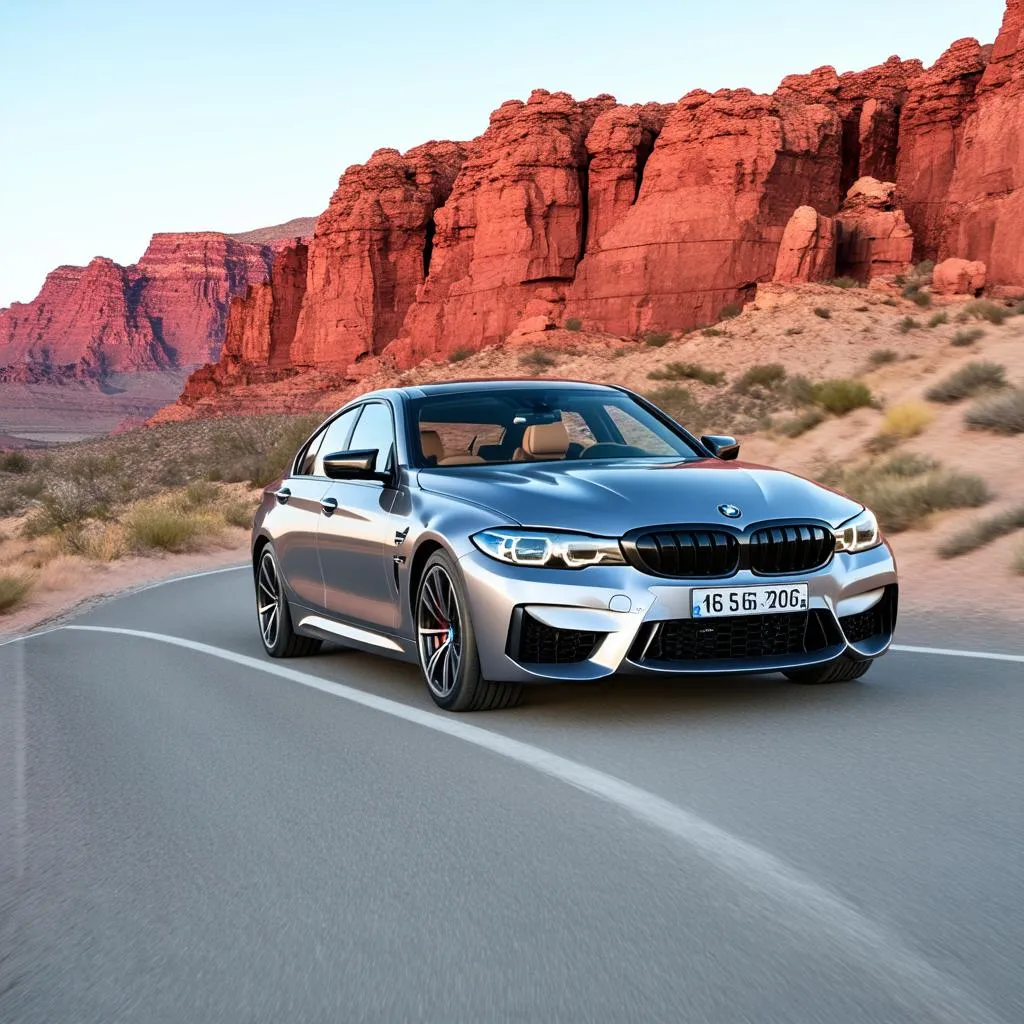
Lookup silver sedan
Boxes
[251,380,897,711]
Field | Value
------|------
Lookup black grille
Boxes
[633,612,817,663]
[748,524,833,575]
[840,588,897,644]
[630,530,739,578]
[517,613,602,664]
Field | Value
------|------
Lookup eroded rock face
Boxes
[941,1,1024,285]
[773,206,837,283]
[932,257,987,295]
[0,233,274,381]
[836,177,914,280]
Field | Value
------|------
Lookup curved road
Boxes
[1,567,1022,1023]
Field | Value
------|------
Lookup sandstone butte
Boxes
[0,227,314,383]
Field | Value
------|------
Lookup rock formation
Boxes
[835,178,915,281]
[932,257,987,295]
[773,207,837,284]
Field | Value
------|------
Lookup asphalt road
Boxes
[1,567,1022,1023]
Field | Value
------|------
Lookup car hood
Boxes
[417,459,861,534]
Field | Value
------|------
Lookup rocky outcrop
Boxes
[836,178,914,281]
[0,225,309,382]
[773,207,837,283]
[932,257,987,295]
[941,1,1024,285]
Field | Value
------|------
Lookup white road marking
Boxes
[58,622,1004,1024]
[892,643,1024,664]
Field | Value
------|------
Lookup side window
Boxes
[296,426,327,476]
[311,408,359,477]
[560,411,598,449]
[605,405,677,455]
[346,402,395,475]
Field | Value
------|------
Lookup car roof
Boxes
[364,379,623,401]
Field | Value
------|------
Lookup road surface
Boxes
[1,566,1022,1023]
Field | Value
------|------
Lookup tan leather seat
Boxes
[514,421,570,461]
[420,429,445,463]
[438,454,486,465]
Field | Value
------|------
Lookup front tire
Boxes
[416,551,523,712]
[255,545,322,658]
[784,657,872,685]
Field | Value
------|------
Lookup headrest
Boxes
[522,421,570,457]
[420,429,445,462]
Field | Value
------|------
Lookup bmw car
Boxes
[251,380,897,711]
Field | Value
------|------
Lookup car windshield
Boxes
[410,386,702,468]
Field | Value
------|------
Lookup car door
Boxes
[274,409,358,611]
[317,401,401,631]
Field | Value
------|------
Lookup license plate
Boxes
[691,583,808,618]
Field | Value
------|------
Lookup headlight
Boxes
[834,508,881,553]
[471,528,626,569]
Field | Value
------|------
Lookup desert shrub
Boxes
[1015,542,1024,575]
[964,388,1024,434]
[519,349,558,372]
[449,347,473,363]
[821,454,991,532]
[647,362,725,385]
[813,307,831,319]
[564,317,582,332]
[928,312,949,328]
[126,507,205,553]
[868,348,898,367]
[733,363,787,394]
[828,277,860,289]
[878,401,934,440]
[812,379,873,415]
[951,327,984,347]
[925,361,1007,403]
[912,290,932,307]
[0,572,33,614]
[898,316,920,334]
[222,500,255,529]
[914,259,935,279]
[965,299,1009,325]
[854,305,870,312]
[644,331,672,348]
[938,505,1024,559]
[784,326,804,336]
[21,477,115,538]
[881,297,899,307]
[0,451,31,473]
[777,408,825,437]
[611,347,630,358]
[719,302,742,319]
[183,480,220,508]
[785,375,816,407]
[701,327,726,338]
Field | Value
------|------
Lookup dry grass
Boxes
[965,389,1024,435]
[648,362,725,385]
[925,362,1007,403]
[951,327,985,347]
[868,348,898,367]
[964,299,1011,325]
[938,505,1024,559]
[643,331,672,348]
[777,408,824,437]
[878,401,934,441]
[0,571,33,614]
[519,349,559,372]
[820,453,991,532]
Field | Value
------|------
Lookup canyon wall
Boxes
[0,227,312,383]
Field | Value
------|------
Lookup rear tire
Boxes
[784,657,872,685]
[255,545,322,659]
[416,550,523,712]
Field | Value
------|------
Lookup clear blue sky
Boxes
[0,0,1005,308]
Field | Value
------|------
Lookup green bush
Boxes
[898,316,920,334]
[0,451,31,474]
[928,312,949,328]
[821,454,991,532]
[964,388,1024,435]
[701,327,726,338]
[812,379,873,415]
[449,347,473,363]
[222,500,255,529]
[925,362,1007,403]
[643,331,672,348]
[938,505,1024,559]
[965,300,1009,325]
[127,508,204,553]
[951,327,984,347]
[564,317,582,332]
[911,290,932,308]
[777,408,825,437]
[733,363,787,394]
[719,302,743,319]
[0,573,33,614]
[519,349,558,373]
[647,362,725,385]
[813,307,831,319]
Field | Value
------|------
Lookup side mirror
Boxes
[701,435,740,461]
[322,449,381,480]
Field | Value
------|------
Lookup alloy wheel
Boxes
[257,550,282,650]
[417,565,462,698]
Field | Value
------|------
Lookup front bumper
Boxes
[458,543,898,683]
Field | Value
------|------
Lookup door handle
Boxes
[273,487,291,504]
[320,497,339,516]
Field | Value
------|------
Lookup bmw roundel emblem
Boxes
[718,503,742,519]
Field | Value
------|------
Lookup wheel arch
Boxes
[407,538,445,623]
